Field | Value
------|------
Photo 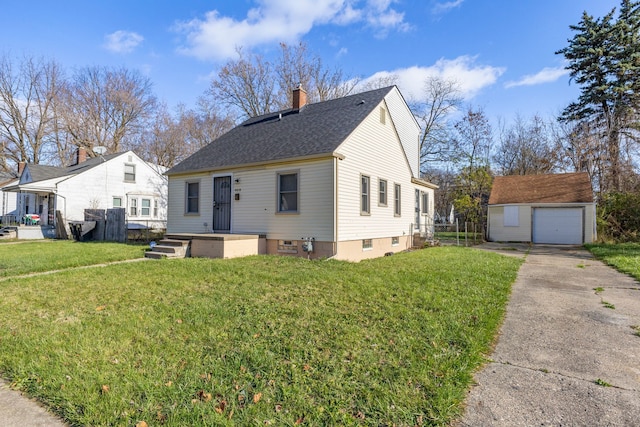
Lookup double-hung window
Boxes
[124,164,136,182]
[129,198,138,216]
[141,198,151,216]
[278,172,298,213]
[361,175,370,214]
[394,184,401,216]
[379,179,387,206]
[186,181,199,214]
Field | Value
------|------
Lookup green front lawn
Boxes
[0,240,145,277]
[0,245,521,426]
[586,242,640,280]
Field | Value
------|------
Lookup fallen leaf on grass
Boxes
[196,390,212,402]
[100,384,110,394]
[253,392,262,403]
[215,399,227,414]
[135,422,148,427]
[295,416,305,425]
[96,305,106,311]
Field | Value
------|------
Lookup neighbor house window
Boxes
[379,179,387,206]
[124,164,136,182]
[391,236,399,246]
[141,198,151,216]
[153,199,158,217]
[129,198,137,216]
[361,175,370,214]
[362,239,373,250]
[112,197,122,208]
[278,172,298,213]
[394,184,401,216]
[504,206,519,227]
[186,181,199,214]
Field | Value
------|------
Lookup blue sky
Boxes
[0,0,620,124]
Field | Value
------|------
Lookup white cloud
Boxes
[361,55,505,101]
[104,30,144,54]
[174,0,409,61]
[504,66,569,88]
[432,0,464,15]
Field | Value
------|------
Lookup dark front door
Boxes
[213,176,231,232]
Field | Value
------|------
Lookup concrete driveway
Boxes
[457,243,640,426]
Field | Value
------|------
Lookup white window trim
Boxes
[378,178,387,207]
[124,163,136,183]
[394,183,401,217]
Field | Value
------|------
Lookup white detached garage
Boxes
[488,172,595,245]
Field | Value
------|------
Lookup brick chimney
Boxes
[17,161,25,175]
[76,146,87,165]
[292,84,307,110]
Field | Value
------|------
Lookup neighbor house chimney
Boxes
[76,146,87,165]
[292,84,307,110]
[17,161,25,175]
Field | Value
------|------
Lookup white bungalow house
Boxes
[164,86,437,261]
[0,171,19,224]
[1,149,167,239]
[487,172,595,245]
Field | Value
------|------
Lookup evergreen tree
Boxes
[557,0,640,192]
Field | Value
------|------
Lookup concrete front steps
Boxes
[0,226,17,239]
[145,238,191,259]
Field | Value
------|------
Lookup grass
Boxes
[586,242,640,280]
[0,244,522,426]
[0,240,145,277]
[594,378,612,387]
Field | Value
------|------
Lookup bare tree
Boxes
[209,43,358,119]
[60,66,157,155]
[0,54,64,169]
[410,76,462,173]
[493,114,558,175]
[209,48,276,118]
[140,101,234,168]
[452,106,493,168]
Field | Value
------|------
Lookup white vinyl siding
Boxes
[168,159,335,241]
[52,152,167,225]
[384,87,420,177]
[503,206,519,226]
[167,173,213,233]
[335,90,433,242]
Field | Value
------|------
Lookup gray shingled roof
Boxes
[167,86,395,175]
[25,153,121,183]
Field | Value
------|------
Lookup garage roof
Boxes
[489,172,593,204]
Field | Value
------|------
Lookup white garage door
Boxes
[533,208,583,244]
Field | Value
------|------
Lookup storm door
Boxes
[213,176,231,232]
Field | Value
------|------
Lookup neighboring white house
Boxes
[0,172,19,223]
[1,149,168,236]
[487,172,595,245]
[165,86,437,261]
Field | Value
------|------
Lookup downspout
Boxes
[333,156,339,258]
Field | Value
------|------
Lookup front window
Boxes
[141,198,151,216]
[361,175,370,214]
[394,184,401,216]
[129,198,137,216]
[124,164,136,182]
[278,172,298,212]
[113,197,122,208]
[186,182,199,214]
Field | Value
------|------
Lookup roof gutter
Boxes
[411,177,438,190]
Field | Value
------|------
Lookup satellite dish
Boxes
[94,146,107,155]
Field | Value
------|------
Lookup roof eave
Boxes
[166,152,345,177]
